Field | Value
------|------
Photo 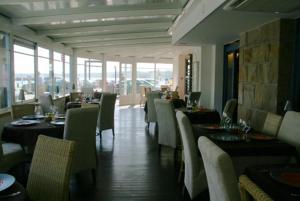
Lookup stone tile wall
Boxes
[238,19,296,131]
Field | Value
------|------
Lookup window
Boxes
[64,55,71,94]
[136,62,155,93]
[106,61,120,94]
[88,60,102,92]
[155,63,173,89]
[37,46,51,97]
[14,42,35,102]
[77,57,88,90]
[53,52,63,96]
[0,32,10,109]
[120,63,132,95]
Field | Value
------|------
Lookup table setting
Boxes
[0,174,25,201]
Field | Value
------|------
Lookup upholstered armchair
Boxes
[176,111,207,199]
[26,135,75,201]
[63,107,99,181]
[39,93,54,114]
[154,99,180,152]
[11,103,36,120]
[97,93,117,138]
[198,136,273,201]
[145,91,161,128]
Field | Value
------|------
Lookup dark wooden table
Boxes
[2,121,64,153]
[177,108,220,124]
[245,164,300,201]
[0,181,26,201]
[192,125,298,158]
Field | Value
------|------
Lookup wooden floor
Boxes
[70,105,190,201]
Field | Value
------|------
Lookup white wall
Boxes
[192,45,223,113]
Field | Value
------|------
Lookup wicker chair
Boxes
[261,112,283,137]
[11,103,36,120]
[198,136,273,201]
[64,107,99,181]
[26,135,75,201]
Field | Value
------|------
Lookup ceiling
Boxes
[177,0,300,45]
[0,0,192,58]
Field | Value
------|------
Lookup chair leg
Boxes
[147,122,150,129]
[158,144,161,154]
[99,131,102,139]
[112,128,115,137]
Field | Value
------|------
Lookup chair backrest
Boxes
[188,92,201,105]
[64,107,99,174]
[11,104,35,120]
[262,112,283,137]
[223,99,238,119]
[39,94,54,114]
[176,111,207,199]
[198,136,241,201]
[81,87,94,97]
[146,91,161,123]
[70,92,83,102]
[93,91,102,100]
[27,135,75,201]
[277,111,300,148]
[155,99,178,148]
[98,93,117,131]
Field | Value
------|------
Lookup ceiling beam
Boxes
[37,22,171,36]
[76,42,172,53]
[53,31,169,43]
[13,8,180,25]
[68,37,171,48]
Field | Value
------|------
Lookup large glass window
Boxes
[53,52,63,96]
[37,46,51,97]
[155,63,173,88]
[77,57,88,90]
[14,43,35,102]
[120,63,132,95]
[64,55,71,94]
[88,60,102,92]
[106,61,120,94]
[136,62,155,93]
[0,32,10,109]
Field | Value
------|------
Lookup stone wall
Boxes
[238,19,296,131]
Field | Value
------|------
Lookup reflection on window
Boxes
[120,63,132,95]
[0,32,10,109]
[14,44,35,102]
[37,46,51,97]
[53,51,63,96]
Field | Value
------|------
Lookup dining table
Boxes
[1,117,64,153]
[176,107,221,124]
[0,181,26,201]
[245,164,300,201]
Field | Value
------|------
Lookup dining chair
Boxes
[64,107,99,181]
[26,135,75,201]
[187,91,201,106]
[11,103,36,120]
[176,111,207,199]
[70,92,83,102]
[97,93,117,138]
[277,111,300,151]
[145,91,161,129]
[222,98,238,119]
[154,99,180,153]
[0,131,27,172]
[198,136,274,201]
[39,93,54,114]
[261,112,283,137]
